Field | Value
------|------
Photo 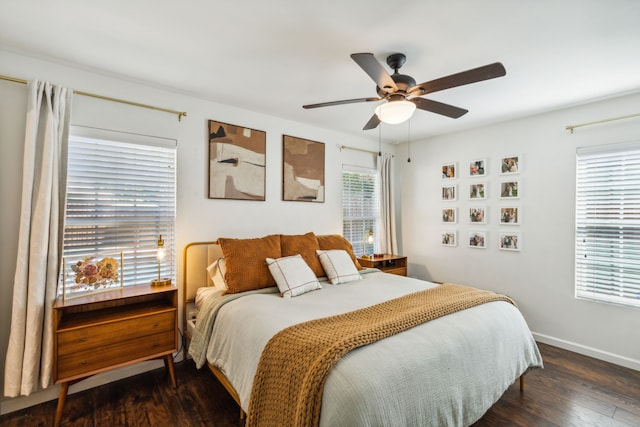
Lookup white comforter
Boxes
[191,271,543,426]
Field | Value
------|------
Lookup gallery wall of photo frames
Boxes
[440,156,521,252]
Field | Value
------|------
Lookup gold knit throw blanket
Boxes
[246,283,515,427]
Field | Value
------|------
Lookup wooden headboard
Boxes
[182,241,223,304]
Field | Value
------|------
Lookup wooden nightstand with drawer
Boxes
[357,254,408,276]
[53,284,178,427]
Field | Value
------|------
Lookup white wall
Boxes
[0,49,393,413]
[399,91,640,370]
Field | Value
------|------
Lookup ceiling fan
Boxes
[302,53,506,130]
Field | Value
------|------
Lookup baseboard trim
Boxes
[533,332,640,372]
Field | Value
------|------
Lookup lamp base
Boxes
[151,278,172,286]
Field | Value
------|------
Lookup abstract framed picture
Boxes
[441,162,457,179]
[500,155,521,175]
[469,231,487,249]
[469,182,486,200]
[442,184,457,201]
[441,230,457,247]
[500,181,519,199]
[469,206,487,224]
[282,135,325,202]
[500,207,521,225]
[499,232,521,251]
[442,207,457,224]
[208,120,266,200]
[469,158,487,177]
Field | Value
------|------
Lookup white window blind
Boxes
[62,127,176,292]
[575,142,640,308]
[342,169,379,256]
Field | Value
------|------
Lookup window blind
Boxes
[62,128,176,291]
[575,142,640,308]
[342,170,379,256]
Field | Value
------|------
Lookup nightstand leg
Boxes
[54,382,69,427]
[164,354,177,388]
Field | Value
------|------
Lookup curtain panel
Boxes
[377,153,398,255]
[4,80,72,396]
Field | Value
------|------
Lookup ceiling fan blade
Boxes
[351,53,398,94]
[362,114,381,130]
[303,97,380,109]
[412,97,468,118]
[409,62,506,96]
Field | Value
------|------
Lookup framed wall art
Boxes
[500,181,519,199]
[442,208,457,224]
[469,182,486,200]
[499,155,521,175]
[469,207,487,224]
[208,120,266,200]
[499,232,521,251]
[442,184,457,201]
[500,207,521,225]
[469,231,487,249]
[441,162,457,179]
[469,158,487,177]
[441,230,457,247]
[282,135,325,202]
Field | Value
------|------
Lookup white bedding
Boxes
[191,271,543,426]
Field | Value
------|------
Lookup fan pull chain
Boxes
[378,119,382,157]
[407,119,412,163]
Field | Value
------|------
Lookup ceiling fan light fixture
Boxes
[374,100,416,124]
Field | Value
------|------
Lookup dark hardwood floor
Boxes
[2,342,639,426]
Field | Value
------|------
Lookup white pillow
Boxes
[316,249,362,284]
[266,255,322,298]
[206,258,228,291]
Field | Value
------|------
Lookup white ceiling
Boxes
[1,0,639,143]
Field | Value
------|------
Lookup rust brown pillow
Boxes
[280,232,325,277]
[218,234,282,293]
[316,234,363,270]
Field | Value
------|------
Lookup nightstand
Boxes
[357,254,408,276]
[53,284,178,427]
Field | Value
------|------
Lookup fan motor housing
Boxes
[377,73,416,97]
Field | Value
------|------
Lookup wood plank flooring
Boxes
[2,342,639,426]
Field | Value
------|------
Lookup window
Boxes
[62,127,176,292]
[575,142,640,308]
[342,169,379,256]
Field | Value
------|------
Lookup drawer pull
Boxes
[81,360,87,365]
[153,323,159,327]
[80,338,87,342]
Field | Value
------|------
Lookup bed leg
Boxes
[519,374,525,392]
[240,408,246,420]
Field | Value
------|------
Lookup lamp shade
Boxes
[374,100,416,124]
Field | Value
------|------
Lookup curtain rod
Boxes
[565,112,640,134]
[339,144,382,156]
[0,74,188,122]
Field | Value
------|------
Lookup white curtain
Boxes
[377,153,398,254]
[4,81,72,397]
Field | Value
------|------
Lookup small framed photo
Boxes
[499,232,521,251]
[442,162,457,179]
[442,184,457,201]
[442,208,457,224]
[469,182,486,200]
[441,230,457,247]
[469,207,487,224]
[500,207,520,225]
[500,181,519,199]
[469,158,487,177]
[469,231,487,249]
[500,155,521,175]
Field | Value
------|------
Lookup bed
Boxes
[182,234,543,427]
